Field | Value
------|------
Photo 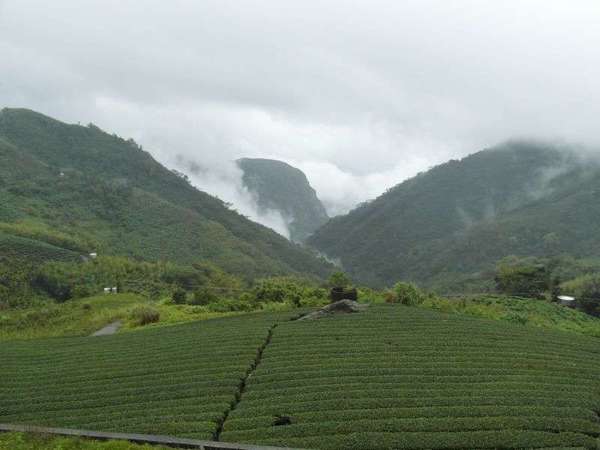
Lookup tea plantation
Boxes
[0,312,294,440]
[0,232,80,264]
[2,305,600,449]
[222,305,600,449]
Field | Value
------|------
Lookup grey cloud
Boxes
[1,0,600,233]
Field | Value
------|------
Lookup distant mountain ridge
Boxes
[237,157,329,242]
[309,141,600,289]
[0,108,332,280]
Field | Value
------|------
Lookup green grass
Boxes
[0,293,267,341]
[425,295,600,338]
[0,432,169,450]
[2,306,599,449]
[0,294,142,341]
[0,293,300,342]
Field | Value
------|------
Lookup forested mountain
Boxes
[309,141,600,289]
[0,108,331,280]
[237,158,329,242]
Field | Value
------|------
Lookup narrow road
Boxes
[91,321,122,337]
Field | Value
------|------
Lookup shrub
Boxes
[328,272,351,289]
[579,297,600,316]
[251,277,310,306]
[161,266,205,290]
[393,282,426,306]
[0,285,9,308]
[561,274,600,316]
[384,291,398,304]
[72,285,93,299]
[171,288,187,305]
[207,298,253,312]
[495,262,549,298]
[130,306,160,326]
[190,288,218,306]
[31,270,72,302]
[504,311,529,325]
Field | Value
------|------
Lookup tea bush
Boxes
[222,305,600,449]
[0,312,295,440]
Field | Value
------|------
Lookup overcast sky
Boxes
[2,1,600,231]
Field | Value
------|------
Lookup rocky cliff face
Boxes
[237,158,329,242]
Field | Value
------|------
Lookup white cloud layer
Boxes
[1,0,600,225]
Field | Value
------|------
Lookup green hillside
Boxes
[309,141,600,288]
[0,232,80,265]
[0,108,331,280]
[1,306,599,449]
[238,158,329,242]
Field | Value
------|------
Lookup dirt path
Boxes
[91,320,122,337]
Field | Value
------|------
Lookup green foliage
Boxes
[203,297,256,313]
[32,264,74,302]
[0,108,332,283]
[0,221,94,253]
[561,274,600,316]
[392,282,427,305]
[0,294,142,340]
[129,305,160,326]
[309,141,600,289]
[249,277,328,308]
[421,295,600,337]
[17,256,248,306]
[328,271,351,289]
[0,231,80,266]
[0,275,328,341]
[31,257,159,302]
[494,259,549,298]
[0,432,168,450]
[171,288,187,305]
[237,158,329,243]
[0,261,42,308]
[191,287,218,306]
[0,293,263,341]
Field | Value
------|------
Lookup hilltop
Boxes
[0,108,331,281]
[237,158,329,242]
[309,141,600,289]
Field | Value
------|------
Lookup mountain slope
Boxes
[237,158,328,242]
[309,141,599,288]
[0,108,331,279]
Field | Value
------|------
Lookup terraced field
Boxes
[0,231,80,264]
[2,305,600,449]
[222,305,600,449]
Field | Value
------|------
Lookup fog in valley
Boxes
[2,0,600,236]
